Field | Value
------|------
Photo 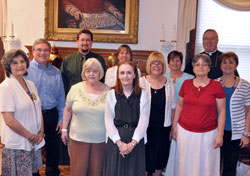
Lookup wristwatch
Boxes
[243,132,250,139]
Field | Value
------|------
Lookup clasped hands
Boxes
[28,132,44,146]
[116,139,137,158]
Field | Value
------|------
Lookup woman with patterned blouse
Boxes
[61,58,109,176]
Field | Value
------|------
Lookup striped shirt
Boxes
[218,78,250,140]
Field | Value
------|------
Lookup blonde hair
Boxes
[81,58,104,81]
[146,51,166,74]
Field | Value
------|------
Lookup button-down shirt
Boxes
[26,59,65,124]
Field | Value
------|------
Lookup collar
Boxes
[31,59,49,69]
[204,50,217,56]
[78,51,92,60]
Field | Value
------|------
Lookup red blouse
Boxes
[178,79,225,132]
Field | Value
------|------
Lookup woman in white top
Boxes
[105,45,141,87]
[104,61,150,176]
[0,49,45,176]
[61,58,109,176]
[140,51,176,176]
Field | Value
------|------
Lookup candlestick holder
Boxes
[160,39,177,51]
[1,35,16,51]
[2,35,16,44]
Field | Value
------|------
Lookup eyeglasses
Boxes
[151,61,163,66]
[79,39,91,42]
[35,48,50,53]
[193,63,209,67]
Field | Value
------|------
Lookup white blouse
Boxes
[139,76,176,127]
[104,89,150,144]
[0,75,45,151]
[105,65,142,87]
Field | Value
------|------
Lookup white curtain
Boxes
[176,0,197,54]
[214,0,250,11]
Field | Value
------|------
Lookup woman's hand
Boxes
[119,143,130,158]
[214,134,223,148]
[127,140,137,153]
[240,136,249,148]
[171,126,178,141]
[61,131,68,145]
[28,134,37,146]
[34,132,44,145]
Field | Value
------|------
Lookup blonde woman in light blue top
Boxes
[61,58,109,176]
[164,50,194,102]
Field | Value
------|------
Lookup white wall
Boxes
[6,0,179,58]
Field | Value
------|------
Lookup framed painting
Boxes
[44,0,139,43]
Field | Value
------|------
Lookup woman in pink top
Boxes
[165,54,226,176]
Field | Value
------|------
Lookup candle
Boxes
[161,24,165,41]
[3,22,6,36]
[11,22,14,36]
[172,25,177,42]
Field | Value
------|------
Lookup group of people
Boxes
[0,28,249,176]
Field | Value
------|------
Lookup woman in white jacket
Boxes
[105,45,141,87]
[140,51,176,176]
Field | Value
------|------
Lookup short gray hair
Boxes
[192,54,211,67]
[32,38,51,51]
[81,58,104,81]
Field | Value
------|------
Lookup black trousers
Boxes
[42,107,60,176]
[221,130,240,176]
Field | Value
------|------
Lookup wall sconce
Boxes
[160,24,177,51]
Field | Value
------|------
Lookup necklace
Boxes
[220,76,237,88]
[194,78,210,91]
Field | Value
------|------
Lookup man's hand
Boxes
[56,123,62,134]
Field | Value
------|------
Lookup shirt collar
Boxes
[32,59,49,69]
[78,51,91,60]
[204,50,217,56]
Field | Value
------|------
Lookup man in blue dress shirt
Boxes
[26,38,65,176]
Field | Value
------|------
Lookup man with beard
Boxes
[61,29,106,95]
[184,29,238,79]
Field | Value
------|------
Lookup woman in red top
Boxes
[165,54,226,176]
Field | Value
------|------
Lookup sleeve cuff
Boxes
[132,134,140,143]
[111,134,120,144]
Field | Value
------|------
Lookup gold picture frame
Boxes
[44,0,139,43]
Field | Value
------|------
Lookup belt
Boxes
[42,107,57,114]
[115,124,137,128]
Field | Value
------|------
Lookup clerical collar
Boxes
[205,50,217,56]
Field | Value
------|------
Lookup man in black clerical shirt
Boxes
[61,29,106,95]
[184,29,239,79]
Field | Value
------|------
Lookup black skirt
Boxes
[145,126,171,174]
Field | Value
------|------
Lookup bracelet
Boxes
[117,142,122,149]
[38,130,45,138]
[243,132,250,139]
[62,129,68,132]
[28,135,35,141]
[131,141,136,147]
